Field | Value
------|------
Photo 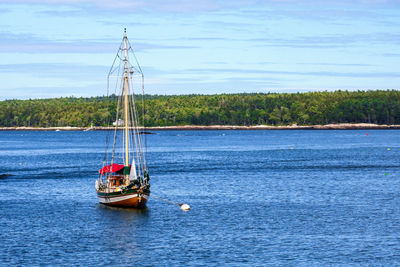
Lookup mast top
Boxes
[124,28,127,37]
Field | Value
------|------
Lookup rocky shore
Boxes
[1,123,400,131]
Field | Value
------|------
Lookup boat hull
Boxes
[97,189,150,208]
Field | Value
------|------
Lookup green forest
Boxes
[0,90,399,127]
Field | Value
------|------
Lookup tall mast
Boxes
[123,28,129,170]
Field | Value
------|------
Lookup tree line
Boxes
[0,90,399,127]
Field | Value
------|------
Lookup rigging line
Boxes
[127,38,143,74]
[107,40,124,79]
[141,73,148,169]
[134,100,145,179]
[134,104,146,175]
[128,82,142,181]
[112,55,123,96]
[126,58,146,174]
[121,76,128,166]
[133,99,146,179]
[127,61,142,75]
[132,96,144,173]
[126,80,135,172]
[109,62,121,75]
[130,102,142,182]
[128,65,141,73]
[151,193,190,210]
[129,79,146,178]
[123,36,131,168]
[102,39,123,181]
[151,193,180,206]
[109,55,123,75]
[101,75,111,177]
[128,106,137,181]
[128,92,140,173]
[107,49,120,79]
[140,93,147,171]
[126,37,147,169]
[111,72,124,168]
[110,50,123,165]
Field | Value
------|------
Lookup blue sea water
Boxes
[0,130,399,266]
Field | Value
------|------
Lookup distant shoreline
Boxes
[1,123,400,131]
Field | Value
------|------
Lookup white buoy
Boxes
[152,193,190,211]
[180,204,190,211]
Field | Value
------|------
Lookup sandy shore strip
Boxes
[1,123,400,131]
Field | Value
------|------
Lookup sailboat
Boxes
[95,29,150,208]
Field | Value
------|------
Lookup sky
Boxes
[0,0,399,99]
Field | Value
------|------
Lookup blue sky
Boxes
[0,0,399,99]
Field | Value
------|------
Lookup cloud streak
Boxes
[0,63,106,76]
[184,68,400,78]
[0,0,245,12]
[248,32,400,48]
[0,32,196,53]
[2,0,400,13]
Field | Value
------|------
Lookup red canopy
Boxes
[99,164,125,175]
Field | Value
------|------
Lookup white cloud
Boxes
[2,0,397,13]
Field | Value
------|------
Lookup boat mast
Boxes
[123,28,129,172]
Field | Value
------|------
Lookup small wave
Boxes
[0,173,14,179]
[2,170,98,180]
[32,170,97,179]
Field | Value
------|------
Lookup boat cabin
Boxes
[99,163,131,187]
[110,176,123,186]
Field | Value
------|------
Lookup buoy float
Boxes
[152,193,190,211]
[179,204,190,211]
